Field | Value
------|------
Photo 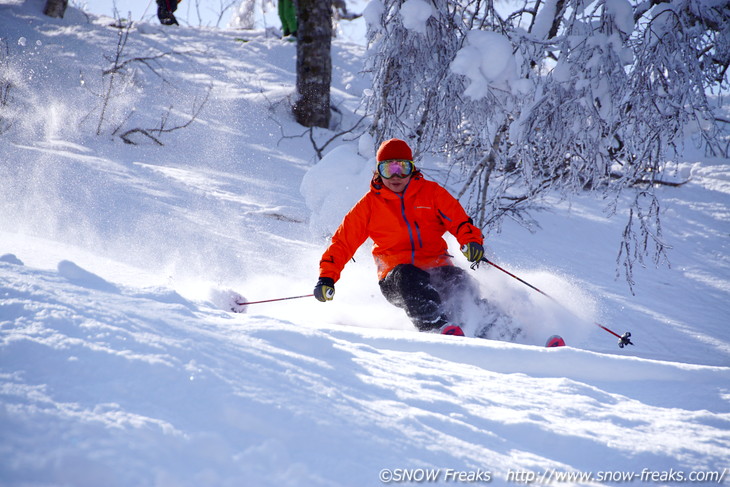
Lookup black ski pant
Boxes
[157,0,179,25]
[378,263,479,332]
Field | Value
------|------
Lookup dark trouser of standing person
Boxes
[379,264,480,332]
[157,0,179,25]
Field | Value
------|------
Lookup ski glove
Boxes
[314,277,335,302]
[461,242,484,263]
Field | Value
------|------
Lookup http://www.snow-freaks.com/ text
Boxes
[378,467,727,484]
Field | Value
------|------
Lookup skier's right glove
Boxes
[314,277,335,302]
[461,242,484,263]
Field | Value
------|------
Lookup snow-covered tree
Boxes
[228,0,276,29]
[365,0,729,288]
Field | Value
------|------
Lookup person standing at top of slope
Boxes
[313,138,485,336]
[278,0,297,37]
[156,0,180,25]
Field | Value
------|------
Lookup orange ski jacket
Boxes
[319,174,483,282]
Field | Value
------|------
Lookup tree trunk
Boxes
[293,0,332,128]
[43,0,68,18]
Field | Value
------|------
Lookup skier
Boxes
[156,0,180,26]
[313,138,486,336]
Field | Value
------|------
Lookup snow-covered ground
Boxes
[1,2,728,486]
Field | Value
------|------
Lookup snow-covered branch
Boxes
[365,0,727,288]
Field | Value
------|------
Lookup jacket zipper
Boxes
[398,193,417,264]
[414,221,423,248]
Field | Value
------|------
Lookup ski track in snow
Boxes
[1,2,729,486]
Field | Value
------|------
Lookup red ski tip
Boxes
[441,325,465,336]
[545,335,566,347]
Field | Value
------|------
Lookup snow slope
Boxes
[1,2,729,486]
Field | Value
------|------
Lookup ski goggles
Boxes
[377,159,415,179]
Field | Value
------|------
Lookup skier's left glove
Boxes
[461,242,484,263]
[314,277,335,302]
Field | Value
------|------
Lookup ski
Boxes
[545,335,566,348]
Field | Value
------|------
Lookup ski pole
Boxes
[594,322,633,347]
[235,294,314,306]
[473,257,634,348]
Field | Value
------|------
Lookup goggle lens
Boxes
[378,159,414,179]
